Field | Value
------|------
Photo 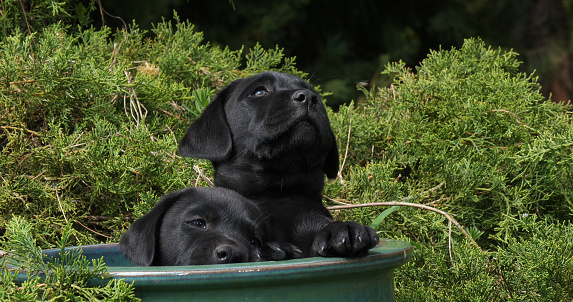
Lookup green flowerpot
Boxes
[13,238,412,301]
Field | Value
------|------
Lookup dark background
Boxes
[94,0,573,107]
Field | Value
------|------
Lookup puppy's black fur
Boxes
[179,72,379,258]
[120,187,266,266]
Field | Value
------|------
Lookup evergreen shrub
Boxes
[1,2,572,300]
[326,38,573,301]
[1,13,300,244]
[1,4,303,299]
[1,217,138,301]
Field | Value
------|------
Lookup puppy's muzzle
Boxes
[213,244,247,264]
[292,89,318,106]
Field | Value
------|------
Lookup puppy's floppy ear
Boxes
[178,87,233,161]
[119,191,180,266]
[323,131,340,179]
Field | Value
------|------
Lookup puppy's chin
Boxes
[287,120,320,147]
[254,120,323,160]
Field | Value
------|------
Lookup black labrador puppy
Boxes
[178,71,379,258]
[120,187,268,266]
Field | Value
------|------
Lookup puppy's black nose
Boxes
[292,89,318,104]
[214,245,243,264]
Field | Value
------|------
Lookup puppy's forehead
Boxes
[176,188,258,217]
[265,72,310,89]
[239,72,311,92]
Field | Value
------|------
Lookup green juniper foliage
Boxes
[1,12,303,245]
[328,39,573,241]
[0,0,97,37]
[1,217,138,301]
[1,4,306,300]
[1,1,573,300]
[327,38,573,301]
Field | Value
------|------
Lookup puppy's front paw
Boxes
[311,221,379,257]
[262,242,303,261]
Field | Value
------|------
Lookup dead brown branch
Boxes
[327,200,482,251]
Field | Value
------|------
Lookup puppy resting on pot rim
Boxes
[120,187,269,266]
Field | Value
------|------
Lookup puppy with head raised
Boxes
[120,187,267,266]
[179,71,379,258]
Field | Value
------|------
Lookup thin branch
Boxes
[9,79,35,85]
[337,109,352,181]
[322,195,352,205]
[123,71,147,127]
[161,150,178,160]
[97,0,105,26]
[30,170,46,181]
[487,109,540,134]
[17,0,32,35]
[448,220,453,265]
[0,125,41,136]
[73,219,111,239]
[193,165,214,186]
[327,200,482,251]
[488,109,526,126]
[424,181,446,194]
[55,187,80,242]
[55,186,68,224]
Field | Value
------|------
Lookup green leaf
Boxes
[370,206,401,229]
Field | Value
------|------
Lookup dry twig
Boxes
[337,109,352,182]
[0,125,41,136]
[324,180,481,251]
[448,220,453,265]
[327,200,482,251]
[193,165,214,186]
[487,109,539,134]
[55,186,80,242]
[73,219,111,239]
[322,195,352,205]
[123,71,147,127]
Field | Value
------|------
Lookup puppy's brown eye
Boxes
[250,238,263,247]
[251,86,267,97]
[188,219,206,229]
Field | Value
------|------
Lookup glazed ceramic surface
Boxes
[11,238,412,302]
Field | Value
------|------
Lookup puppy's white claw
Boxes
[292,249,303,258]
[332,238,347,254]
[354,235,367,250]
